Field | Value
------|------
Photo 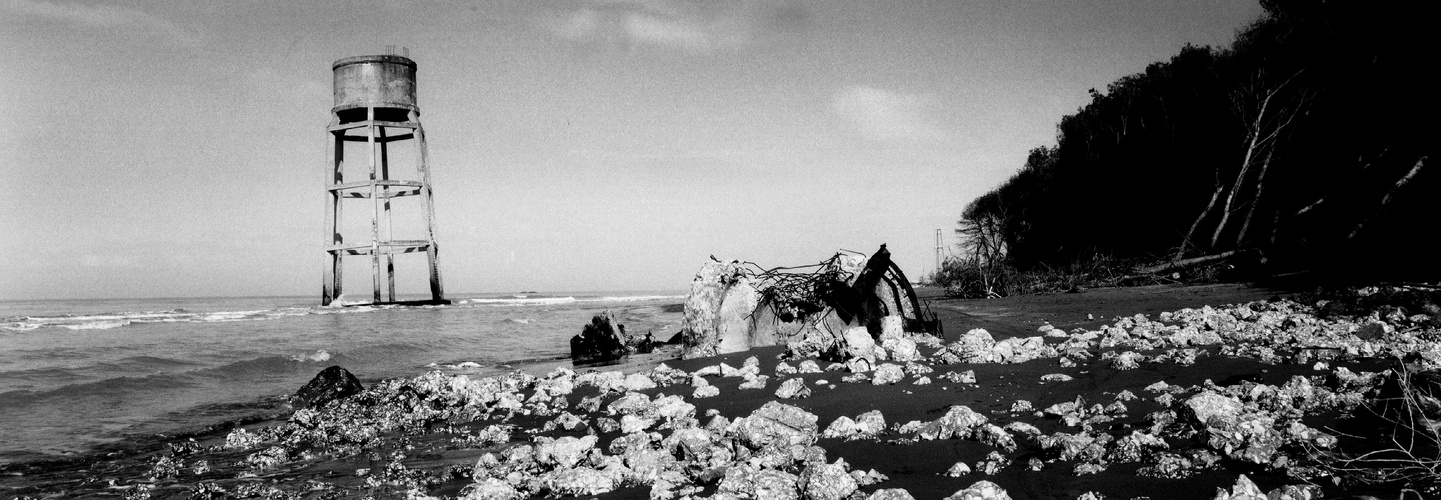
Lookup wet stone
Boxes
[294,366,365,409]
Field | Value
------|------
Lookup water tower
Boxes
[322,54,447,306]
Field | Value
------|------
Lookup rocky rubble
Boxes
[49,289,1441,499]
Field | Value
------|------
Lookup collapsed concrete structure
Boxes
[681,245,941,359]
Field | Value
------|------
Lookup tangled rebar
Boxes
[736,252,863,324]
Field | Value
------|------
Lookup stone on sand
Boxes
[294,365,364,409]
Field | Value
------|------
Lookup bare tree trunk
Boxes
[1207,70,1308,249]
[1347,155,1428,240]
[1177,180,1227,260]
[1136,250,1241,275]
[1209,87,1275,247]
[1293,196,1326,217]
[1234,148,1275,247]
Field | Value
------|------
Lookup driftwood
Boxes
[1134,249,1243,275]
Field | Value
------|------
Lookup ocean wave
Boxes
[6,306,335,331]
[0,373,200,407]
[0,366,90,385]
[460,296,578,306]
[456,294,684,307]
[427,360,486,370]
[289,350,332,363]
[63,319,131,330]
[194,352,350,380]
[588,295,686,302]
[96,355,205,372]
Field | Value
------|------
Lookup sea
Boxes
[0,291,686,464]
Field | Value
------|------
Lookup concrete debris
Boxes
[943,461,971,477]
[977,450,1010,475]
[872,363,905,385]
[738,375,769,390]
[821,410,886,441]
[679,260,759,359]
[800,460,859,500]
[776,377,812,399]
[868,489,918,500]
[918,405,988,440]
[943,480,1012,500]
[729,401,819,450]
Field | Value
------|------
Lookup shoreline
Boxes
[2,282,1433,499]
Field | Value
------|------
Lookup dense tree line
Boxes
[960,0,1436,281]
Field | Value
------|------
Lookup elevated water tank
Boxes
[331,55,418,114]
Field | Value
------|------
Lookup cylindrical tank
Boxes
[332,55,418,113]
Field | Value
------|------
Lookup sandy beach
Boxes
[2,283,1433,499]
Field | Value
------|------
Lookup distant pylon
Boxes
[934,229,943,275]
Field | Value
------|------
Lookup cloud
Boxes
[622,10,720,51]
[3,0,204,47]
[537,0,808,53]
[831,85,947,143]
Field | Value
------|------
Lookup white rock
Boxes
[1210,474,1265,500]
[1185,391,1244,425]
[730,401,819,449]
[775,378,811,399]
[738,375,769,390]
[461,477,523,500]
[872,364,905,385]
[956,329,997,363]
[958,370,977,384]
[868,489,918,500]
[943,461,972,477]
[844,327,878,365]
[620,414,655,433]
[542,467,617,496]
[801,460,858,500]
[846,357,873,373]
[534,435,598,468]
[623,373,657,391]
[944,480,1012,500]
[821,416,858,439]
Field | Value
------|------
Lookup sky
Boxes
[0,0,1263,300]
